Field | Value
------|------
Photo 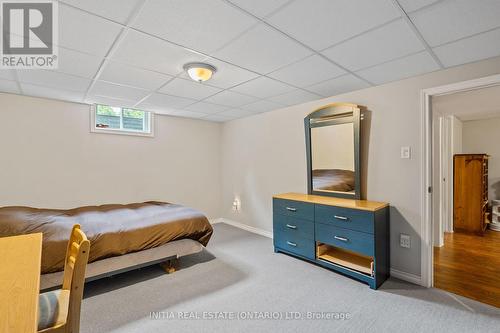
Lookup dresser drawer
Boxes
[273,198,314,221]
[315,223,374,257]
[315,205,374,234]
[273,214,314,240]
[274,232,315,260]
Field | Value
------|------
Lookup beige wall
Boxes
[221,56,500,277]
[463,117,500,201]
[311,123,354,171]
[0,93,222,218]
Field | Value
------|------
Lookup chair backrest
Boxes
[61,224,90,333]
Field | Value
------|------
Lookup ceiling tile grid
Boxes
[266,0,402,51]
[99,61,173,91]
[1,0,500,122]
[268,54,346,88]
[131,0,258,54]
[409,0,500,47]
[321,19,425,72]
[356,51,440,85]
[230,76,296,99]
[159,78,222,100]
[213,23,313,73]
[89,80,150,102]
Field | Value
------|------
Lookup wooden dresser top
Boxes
[273,193,389,212]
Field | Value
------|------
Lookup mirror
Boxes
[305,103,361,199]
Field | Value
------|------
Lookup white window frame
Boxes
[90,104,155,137]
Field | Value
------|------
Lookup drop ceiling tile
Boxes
[57,48,102,78]
[356,51,439,85]
[268,89,321,106]
[307,74,370,97]
[0,79,20,94]
[139,92,196,109]
[89,81,149,102]
[410,0,500,47]
[204,90,258,107]
[322,19,424,71]
[132,0,257,54]
[180,58,259,89]
[217,108,254,118]
[397,0,440,13]
[268,55,346,87]
[227,0,291,18]
[240,99,284,113]
[202,114,233,122]
[111,30,205,76]
[60,0,141,24]
[267,0,401,50]
[58,5,122,56]
[184,101,230,114]
[433,28,500,68]
[86,95,137,108]
[213,23,312,74]
[21,83,84,103]
[172,110,207,119]
[159,78,221,100]
[134,103,179,116]
[100,61,172,91]
[231,76,295,98]
[17,70,91,92]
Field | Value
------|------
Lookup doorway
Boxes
[422,76,500,308]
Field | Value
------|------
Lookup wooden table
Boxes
[0,233,42,333]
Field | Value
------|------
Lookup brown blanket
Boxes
[312,169,355,192]
[0,202,213,274]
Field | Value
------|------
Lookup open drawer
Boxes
[316,243,374,276]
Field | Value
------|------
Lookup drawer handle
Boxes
[334,236,349,242]
[334,215,349,221]
[286,224,297,229]
[286,241,297,247]
[286,207,297,212]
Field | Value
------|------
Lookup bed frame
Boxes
[40,238,204,292]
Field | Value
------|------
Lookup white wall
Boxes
[311,123,354,170]
[221,56,500,277]
[451,116,463,156]
[0,93,222,218]
[463,117,500,201]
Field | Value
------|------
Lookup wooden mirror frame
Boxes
[304,103,362,199]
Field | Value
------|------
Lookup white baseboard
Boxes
[212,218,423,286]
[390,268,422,286]
[211,218,273,239]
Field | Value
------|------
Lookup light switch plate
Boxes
[401,146,411,159]
[400,234,411,248]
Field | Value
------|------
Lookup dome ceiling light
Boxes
[183,62,217,82]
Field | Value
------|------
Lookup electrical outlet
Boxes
[400,234,411,248]
[232,198,240,211]
[401,146,411,159]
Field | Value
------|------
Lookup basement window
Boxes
[90,104,154,137]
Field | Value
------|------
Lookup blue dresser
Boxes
[273,193,390,289]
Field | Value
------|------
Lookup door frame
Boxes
[421,73,500,288]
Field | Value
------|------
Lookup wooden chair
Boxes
[38,224,90,333]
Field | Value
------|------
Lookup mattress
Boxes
[0,202,213,274]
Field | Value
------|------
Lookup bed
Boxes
[312,169,355,192]
[0,201,213,291]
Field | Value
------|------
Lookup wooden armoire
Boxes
[453,154,489,234]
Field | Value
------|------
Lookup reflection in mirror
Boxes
[311,121,355,194]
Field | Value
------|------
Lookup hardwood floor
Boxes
[434,230,500,308]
